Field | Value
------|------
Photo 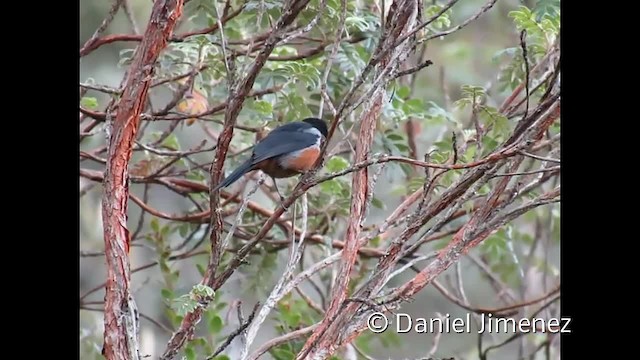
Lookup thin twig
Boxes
[520,29,531,120]
[80,305,172,334]
[481,295,560,358]
[206,302,260,359]
[491,166,560,178]
[518,151,560,163]
[240,194,310,359]
[420,0,499,44]
[247,324,319,360]
[427,312,446,357]
[79,0,124,56]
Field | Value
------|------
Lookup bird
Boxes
[213,117,329,201]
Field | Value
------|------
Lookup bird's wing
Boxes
[251,130,318,164]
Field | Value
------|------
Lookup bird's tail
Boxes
[213,160,254,191]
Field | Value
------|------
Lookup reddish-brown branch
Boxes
[431,280,559,317]
[394,216,556,299]
[79,5,243,57]
[205,0,313,286]
[79,0,124,57]
[249,324,320,360]
[82,167,458,259]
[80,85,283,124]
[160,1,313,358]
[325,121,558,356]
[80,250,208,302]
[295,87,559,358]
[129,193,211,222]
[300,81,382,358]
[298,1,419,357]
[100,1,184,359]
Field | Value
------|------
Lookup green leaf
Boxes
[193,284,215,298]
[479,105,509,136]
[453,98,472,109]
[395,143,409,153]
[216,302,227,311]
[171,270,180,283]
[481,136,499,152]
[270,348,295,360]
[151,218,160,233]
[196,263,206,277]
[424,4,452,30]
[179,223,189,237]
[209,315,223,333]
[371,197,385,210]
[162,134,180,151]
[185,346,196,360]
[532,0,560,21]
[80,97,98,109]
[160,261,171,274]
[386,133,404,141]
[254,100,273,115]
[346,16,374,32]
[212,356,230,360]
[320,179,342,195]
[461,85,486,100]
[404,98,423,113]
[481,230,508,262]
[396,86,410,99]
[173,294,198,317]
[326,156,350,172]
[283,311,301,327]
[161,288,174,300]
[161,224,171,237]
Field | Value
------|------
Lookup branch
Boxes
[393,59,433,79]
[80,305,172,334]
[160,1,314,358]
[81,84,284,123]
[431,280,560,317]
[520,29,531,119]
[79,4,244,57]
[518,151,560,163]
[80,249,208,302]
[79,0,124,57]
[298,0,422,357]
[240,194,311,359]
[100,1,184,359]
[393,0,460,47]
[292,81,560,356]
[153,85,284,120]
[248,324,319,360]
[80,82,121,95]
[206,302,260,360]
[300,51,383,360]
[420,0,499,44]
[480,295,560,358]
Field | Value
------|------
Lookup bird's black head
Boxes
[302,117,329,138]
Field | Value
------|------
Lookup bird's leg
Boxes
[271,176,288,210]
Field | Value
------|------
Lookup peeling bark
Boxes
[101,1,184,359]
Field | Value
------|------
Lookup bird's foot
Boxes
[279,195,289,211]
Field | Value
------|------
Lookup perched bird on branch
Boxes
[213,117,329,200]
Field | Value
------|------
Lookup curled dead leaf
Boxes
[177,88,208,126]
[131,158,165,177]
